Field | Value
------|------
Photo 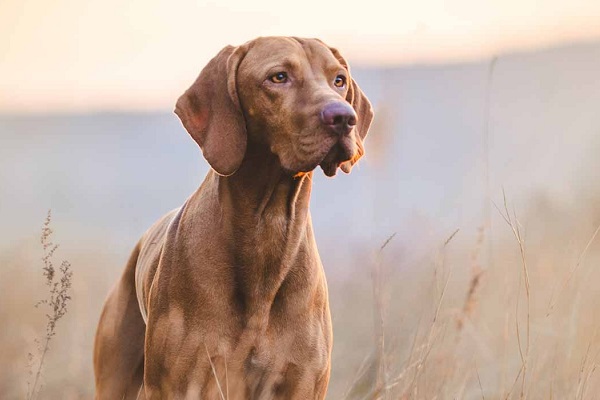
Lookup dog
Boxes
[93,36,373,399]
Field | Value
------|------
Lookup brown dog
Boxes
[93,36,373,399]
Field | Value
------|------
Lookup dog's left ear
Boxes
[175,45,248,176]
[325,45,374,173]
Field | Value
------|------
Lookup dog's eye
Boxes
[270,72,288,84]
[334,75,347,88]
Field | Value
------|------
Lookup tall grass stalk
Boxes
[26,210,73,400]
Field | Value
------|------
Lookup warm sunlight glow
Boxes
[2,0,600,112]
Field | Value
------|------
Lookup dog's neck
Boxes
[219,153,311,219]
[202,146,316,314]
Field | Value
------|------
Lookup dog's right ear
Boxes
[175,45,248,176]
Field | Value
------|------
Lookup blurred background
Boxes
[3,0,600,398]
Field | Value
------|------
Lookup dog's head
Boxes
[175,37,374,177]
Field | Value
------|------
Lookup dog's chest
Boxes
[234,308,329,390]
[245,342,272,374]
[240,333,319,397]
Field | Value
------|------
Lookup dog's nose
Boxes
[321,102,357,135]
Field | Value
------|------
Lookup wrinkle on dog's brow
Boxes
[264,59,302,74]
[301,40,345,82]
[298,39,314,62]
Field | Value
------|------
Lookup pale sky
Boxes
[1,0,600,112]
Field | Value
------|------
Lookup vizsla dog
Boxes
[94,36,373,399]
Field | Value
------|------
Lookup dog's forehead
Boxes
[241,37,343,73]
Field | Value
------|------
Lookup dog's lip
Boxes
[320,162,339,177]
[318,138,355,177]
[291,134,337,173]
[286,132,353,177]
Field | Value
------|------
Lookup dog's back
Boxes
[94,207,178,398]
[135,208,181,323]
[93,237,145,399]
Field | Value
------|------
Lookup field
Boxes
[2,41,600,399]
[4,192,600,399]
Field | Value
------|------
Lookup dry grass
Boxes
[2,194,600,399]
[26,210,73,400]
[333,191,600,400]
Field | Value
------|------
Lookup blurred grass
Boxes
[329,191,600,399]
[2,192,600,399]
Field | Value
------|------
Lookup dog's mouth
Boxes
[318,136,355,177]
[282,133,356,177]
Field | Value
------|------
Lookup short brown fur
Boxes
[94,36,373,399]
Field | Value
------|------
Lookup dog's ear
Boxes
[175,45,248,176]
[339,78,374,173]
[325,45,374,173]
